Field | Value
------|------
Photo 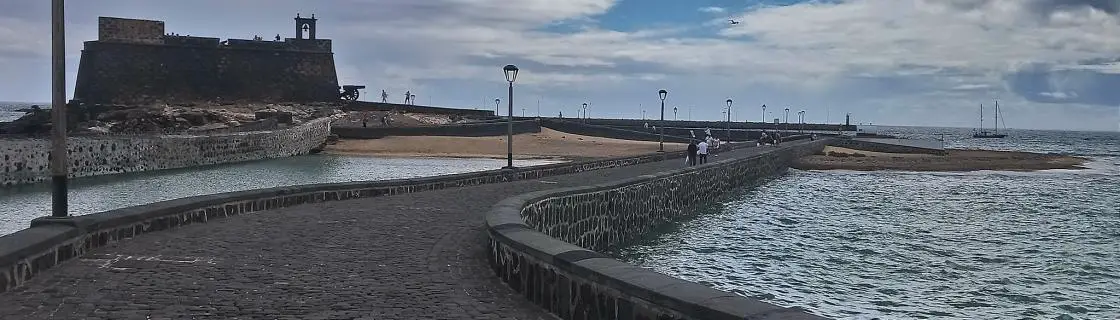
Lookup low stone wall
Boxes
[0,117,332,186]
[541,119,694,143]
[0,145,720,294]
[332,120,541,139]
[485,139,832,320]
[342,101,494,117]
[830,137,946,155]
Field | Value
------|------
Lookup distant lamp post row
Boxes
[503,64,518,168]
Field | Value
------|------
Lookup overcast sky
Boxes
[1,0,1118,131]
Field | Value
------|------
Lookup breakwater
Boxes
[0,117,332,186]
[332,119,540,139]
[485,139,830,320]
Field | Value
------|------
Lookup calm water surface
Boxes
[0,155,559,236]
[617,128,1119,320]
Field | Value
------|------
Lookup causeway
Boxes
[0,143,796,320]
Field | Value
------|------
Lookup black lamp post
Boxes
[784,107,790,132]
[658,89,667,151]
[503,64,518,168]
[582,102,588,123]
[799,110,806,133]
[725,99,733,142]
[761,104,767,127]
[673,107,678,120]
[494,98,500,116]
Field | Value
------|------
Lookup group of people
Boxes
[758,131,782,146]
[380,90,417,105]
[360,112,393,127]
[685,138,711,166]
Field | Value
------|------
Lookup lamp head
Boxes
[658,89,667,101]
[726,99,733,107]
[503,64,519,83]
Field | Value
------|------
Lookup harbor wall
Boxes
[0,118,332,186]
[342,101,495,118]
[830,137,946,155]
[332,120,541,139]
[485,139,831,320]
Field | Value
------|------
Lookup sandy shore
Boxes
[793,146,1088,172]
[324,128,686,161]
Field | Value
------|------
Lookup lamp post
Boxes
[658,89,667,152]
[582,102,588,123]
[798,110,806,133]
[761,104,767,124]
[784,108,790,132]
[50,0,68,217]
[503,64,518,168]
[494,98,500,116]
[726,99,733,142]
[411,94,416,105]
[673,107,678,121]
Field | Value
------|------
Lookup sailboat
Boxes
[973,99,1007,138]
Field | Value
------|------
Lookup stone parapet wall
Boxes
[0,118,332,186]
[485,139,832,320]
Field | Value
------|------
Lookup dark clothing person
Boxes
[687,142,699,166]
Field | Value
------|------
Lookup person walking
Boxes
[381,90,389,103]
[404,91,411,104]
[687,140,699,166]
[759,131,769,146]
[697,139,709,164]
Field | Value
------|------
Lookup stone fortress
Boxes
[1,15,344,186]
[75,15,339,105]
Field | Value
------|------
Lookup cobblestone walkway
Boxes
[0,145,779,320]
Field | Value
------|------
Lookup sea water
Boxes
[616,127,1119,320]
[0,155,561,236]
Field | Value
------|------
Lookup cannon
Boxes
[339,85,365,101]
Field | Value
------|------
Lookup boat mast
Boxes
[979,103,984,133]
[993,99,999,134]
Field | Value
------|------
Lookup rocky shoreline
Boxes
[793,146,1088,172]
[0,102,344,136]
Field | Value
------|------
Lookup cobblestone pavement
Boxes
[0,145,778,319]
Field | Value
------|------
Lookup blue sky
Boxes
[0,0,1118,131]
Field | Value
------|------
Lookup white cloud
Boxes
[0,0,1117,130]
[699,6,726,14]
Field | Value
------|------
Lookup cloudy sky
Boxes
[1,0,1118,131]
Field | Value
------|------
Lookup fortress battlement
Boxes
[93,16,333,53]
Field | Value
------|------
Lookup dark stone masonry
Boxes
[486,140,830,320]
[74,16,339,105]
[0,139,833,319]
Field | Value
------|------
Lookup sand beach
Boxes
[793,146,1088,172]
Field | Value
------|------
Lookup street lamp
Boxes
[798,110,806,133]
[411,94,417,105]
[673,107,678,121]
[658,89,667,151]
[494,98,500,116]
[50,0,68,217]
[503,64,518,168]
[726,99,733,142]
[784,108,790,132]
[761,104,767,129]
[582,102,588,122]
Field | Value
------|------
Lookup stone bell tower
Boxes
[295,13,317,40]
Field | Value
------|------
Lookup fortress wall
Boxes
[73,41,339,105]
[0,118,332,186]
